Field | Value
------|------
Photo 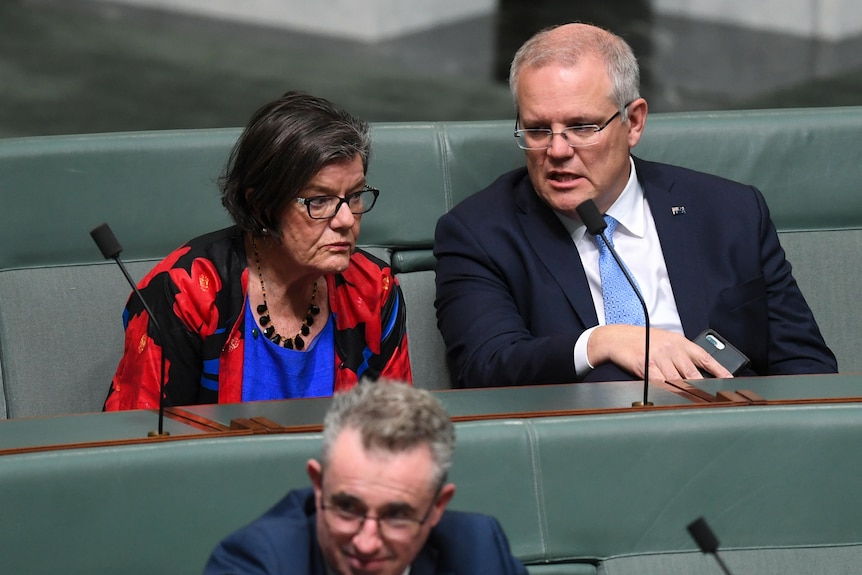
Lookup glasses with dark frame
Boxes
[294,186,380,220]
[320,490,439,542]
[514,102,633,150]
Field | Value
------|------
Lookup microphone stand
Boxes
[687,517,735,575]
[595,230,652,407]
[90,223,170,437]
[576,200,652,407]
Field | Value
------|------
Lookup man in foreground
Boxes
[204,381,527,575]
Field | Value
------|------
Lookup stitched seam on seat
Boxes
[436,123,454,212]
[524,418,551,561]
[0,335,8,419]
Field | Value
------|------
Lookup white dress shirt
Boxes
[556,157,684,376]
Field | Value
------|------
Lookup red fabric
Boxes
[105,227,412,410]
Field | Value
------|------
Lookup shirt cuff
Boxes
[574,326,599,378]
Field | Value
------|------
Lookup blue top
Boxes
[241,299,335,401]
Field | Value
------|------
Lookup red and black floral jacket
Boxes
[105,226,412,410]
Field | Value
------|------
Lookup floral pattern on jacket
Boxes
[106,226,412,410]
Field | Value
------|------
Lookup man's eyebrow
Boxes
[327,493,418,516]
[377,501,418,517]
[328,492,365,507]
[521,114,601,128]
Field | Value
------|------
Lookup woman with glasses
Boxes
[105,91,411,410]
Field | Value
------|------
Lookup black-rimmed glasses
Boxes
[295,186,379,220]
[320,492,437,542]
[514,103,631,150]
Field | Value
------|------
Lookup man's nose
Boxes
[547,131,575,158]
[351,517,384,554]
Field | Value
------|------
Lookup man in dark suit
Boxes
[434,23,836,388]
[203,382,527,575]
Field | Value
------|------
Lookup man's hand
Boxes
[588,325,733,383]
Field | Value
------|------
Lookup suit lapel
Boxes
[509,162,715,336]
[513,178,599,329]
[635,157,709,338]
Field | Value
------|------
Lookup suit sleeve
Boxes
[427,512,529,575]
[204,532,281,575]
[434,210,580,388]
[488,516,530,575]
[752,188,837,374]
[203,491,321,575]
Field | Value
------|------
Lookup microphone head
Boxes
[687,517,720,554]
[90,223,123,260]
[575,199,607,236]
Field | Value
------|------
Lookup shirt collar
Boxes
[559,157,644,241]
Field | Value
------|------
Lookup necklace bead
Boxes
[252,237,321,350]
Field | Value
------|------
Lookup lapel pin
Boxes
[671,206,686,215]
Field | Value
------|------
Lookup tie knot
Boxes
[594,214,619,249]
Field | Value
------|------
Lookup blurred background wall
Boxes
[1,0,861,138]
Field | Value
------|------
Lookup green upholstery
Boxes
[0,129,237,267]
[0,107,860,418]
[0,434,317,575]
[0,260,156,417]
[635,107,862,231]
[1,404,860,574]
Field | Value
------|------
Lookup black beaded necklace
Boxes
[252,237,321,350]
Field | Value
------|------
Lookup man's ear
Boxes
[307,459,323,499]
[428,483,456,527]
[626,97,648,148]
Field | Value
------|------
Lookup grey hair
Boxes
[320,381,456,489]
[509,23,641,120]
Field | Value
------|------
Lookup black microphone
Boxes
[90,223,170,437]
[687,517,735,575]
[576,199,652,407]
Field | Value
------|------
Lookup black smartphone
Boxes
[694,329,750,376]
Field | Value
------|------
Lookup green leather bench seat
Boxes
[0,107,861,418]
[1,403,859,574]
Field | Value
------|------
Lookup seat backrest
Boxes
[0,260,156,417]
[1,403,860,574]
[1,108,861,418]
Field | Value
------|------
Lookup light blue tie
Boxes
[595,215,646,326]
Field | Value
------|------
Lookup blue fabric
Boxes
[200,359,220,391]
[203,487,529,575]
[241,300,335,401]
[595,215,645,326]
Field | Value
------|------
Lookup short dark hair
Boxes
[219,90,371,237]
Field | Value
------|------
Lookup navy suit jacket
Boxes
[433,158,837,387]
[203,488,528,575]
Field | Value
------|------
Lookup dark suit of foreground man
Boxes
[434,23,836,388]
[204,382,527,575]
